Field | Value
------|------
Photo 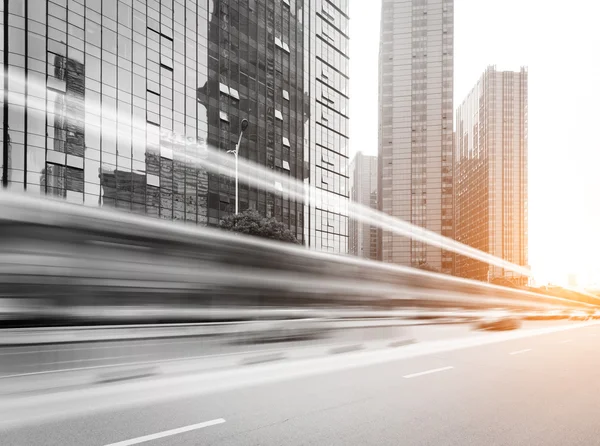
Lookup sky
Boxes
[349,0,600,287]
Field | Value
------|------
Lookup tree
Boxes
[220,209,299,244]
[415,261,440,273]
[490,277,517,288]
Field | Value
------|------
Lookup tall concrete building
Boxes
[377,0,454,273]
[0,0,349,252]
[454,66,528,284]
[349,152,377,259]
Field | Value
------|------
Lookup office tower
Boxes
[349,152,377,259]
[0,0,349,252]
[378,0,454,273]
[454,66,528,284]
[196,0,310,240]
[303,0,350,253]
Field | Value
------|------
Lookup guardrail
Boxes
[0,319,318,345]
[0,308,577,346]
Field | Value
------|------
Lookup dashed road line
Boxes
[103,418,226,445]
[403,366,454,379]
[509,349,532,355]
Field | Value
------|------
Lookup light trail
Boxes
[2,75,597,303]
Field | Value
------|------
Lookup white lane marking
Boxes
[560,339,573,344]
[2,322,599,431]
[509,348,531,355]
[103,418,225,446]
[403,366,453,379]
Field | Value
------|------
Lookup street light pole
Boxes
[228,119,249,215]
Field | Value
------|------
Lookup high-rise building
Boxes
[454,66,528,284]
[377,0,454,273]
[303,0,350,253]
[349,152,377,259]
[0,0,349,252]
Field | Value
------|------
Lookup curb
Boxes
[95,366,159,384]
[2,339,419,396]
[388,339,416,348]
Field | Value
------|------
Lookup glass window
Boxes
[103,0,117,21]
[8,26,26,54]
[26,107,46,135]
[86,54,101,80]
[118,1,133,27]
[27,33,46,61]
[118,67,132,93]
[102,29,117,53]
[102,61,116,85]
[118,35,132,59]
[28,0,47,22]
[48,15,67,33]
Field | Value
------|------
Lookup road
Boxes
[0,323,408,377]
[1,320,598,445]
[0,320,576,378]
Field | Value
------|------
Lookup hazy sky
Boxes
[349,0,600,286]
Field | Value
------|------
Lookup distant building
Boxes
[378,0,454,273]
[454,66,528,285]
[349,152,377,260]
[568,273,578,288]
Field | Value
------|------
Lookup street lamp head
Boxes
[241,119,249,132]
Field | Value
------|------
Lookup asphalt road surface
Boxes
[1,320,598,445]
[0,320,578,378]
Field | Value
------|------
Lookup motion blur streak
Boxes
[4,77,594,299]
[0,192,594,328]
[3,76,530,277]
[1,78,598,330]
[164,147,598,303]
[197,146,533,276]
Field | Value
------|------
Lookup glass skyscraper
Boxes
[454,66,528,285]
[0,0,349,252]
[303,0,349,253]
[377,0,454,273]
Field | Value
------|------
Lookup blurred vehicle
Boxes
[522,310,546,321]
[569,310,590,321]
[548,309,570,320]
[475,311,522,331]
[524,309,571,321]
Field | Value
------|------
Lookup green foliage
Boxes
[220,209,299,244]
[416,262,440,273]
[490,277,517,288]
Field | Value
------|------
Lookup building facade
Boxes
[0,0,349,252]
[377,0,454,273]
[349,152,377,259]
[454,66,528,284]
[303,0,350,253]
